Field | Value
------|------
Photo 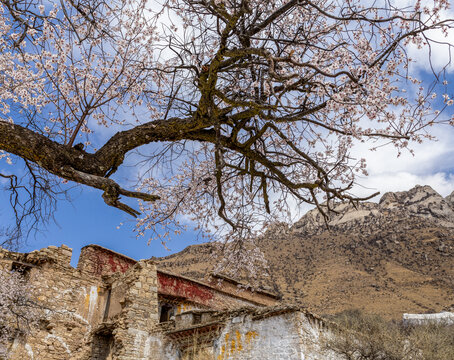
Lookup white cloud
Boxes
[352,124,454,172]
[352,171,454,199]
[407,30,454,75]
[349,123,454,199]
[406,6,454,74]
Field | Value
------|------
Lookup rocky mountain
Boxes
[154,185,454,319]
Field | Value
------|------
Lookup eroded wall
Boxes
[1,246,173,360]
[0,245,337,360]
[1,245,107,360]
[106,261,161,360]
[77,245,137,277]
[214,309,337,360]
[158,271,270,310]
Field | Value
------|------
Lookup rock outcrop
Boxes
[156,185,454,319]
[293,185,454,235]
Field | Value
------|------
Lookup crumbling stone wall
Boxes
[0,247,168,360]
[1,244,335,360]
[1,245,107,360]
[105,261,161,359]
[77,245,137,277]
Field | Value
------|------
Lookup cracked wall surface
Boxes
[1,245,105,360]
[1,244,336,360]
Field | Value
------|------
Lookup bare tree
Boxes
[0,269,40,357]
[323,310,407,360]
[0,161,64,250]
[0,0,453,255]
[407,322,454,360]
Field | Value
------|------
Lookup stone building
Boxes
[0,244,336,360]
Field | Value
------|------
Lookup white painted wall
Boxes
[403,312,454,325]
[213,310,339,360]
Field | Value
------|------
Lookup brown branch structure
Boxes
[0,0,452,226]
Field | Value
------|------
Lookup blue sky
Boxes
[13,186,203,267]
[1,0,454,267]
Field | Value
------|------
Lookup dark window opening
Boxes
[91,332,114,360]
[103,288,112,322]
[193,313,202,325]
[159,304,175,323]
[11,262,32,279]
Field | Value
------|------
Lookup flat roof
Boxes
[210,272,280,299]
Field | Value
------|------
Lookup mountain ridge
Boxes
[154,185,454,319]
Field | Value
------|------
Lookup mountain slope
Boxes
[154,185,454,319]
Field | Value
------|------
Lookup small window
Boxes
[193,314,202,325]
[159,304,174,323]
[11,262,32,279]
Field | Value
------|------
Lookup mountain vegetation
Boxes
[156,185,454,319]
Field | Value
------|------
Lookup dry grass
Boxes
[156,220,454,320]
[322,309,454,360]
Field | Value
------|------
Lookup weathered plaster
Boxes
[1,244,338,360]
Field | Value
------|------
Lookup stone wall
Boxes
[0,245,338,360]
[0,247,167,360]
[1,245,107,360]
[403,311,454,325]
[161,306,339,360]
[105,261,160,360]
[77,245,137,277]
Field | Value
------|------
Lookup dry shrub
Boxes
[0,269,40,357]
[322,309,454,360]
[407,322,454,360]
